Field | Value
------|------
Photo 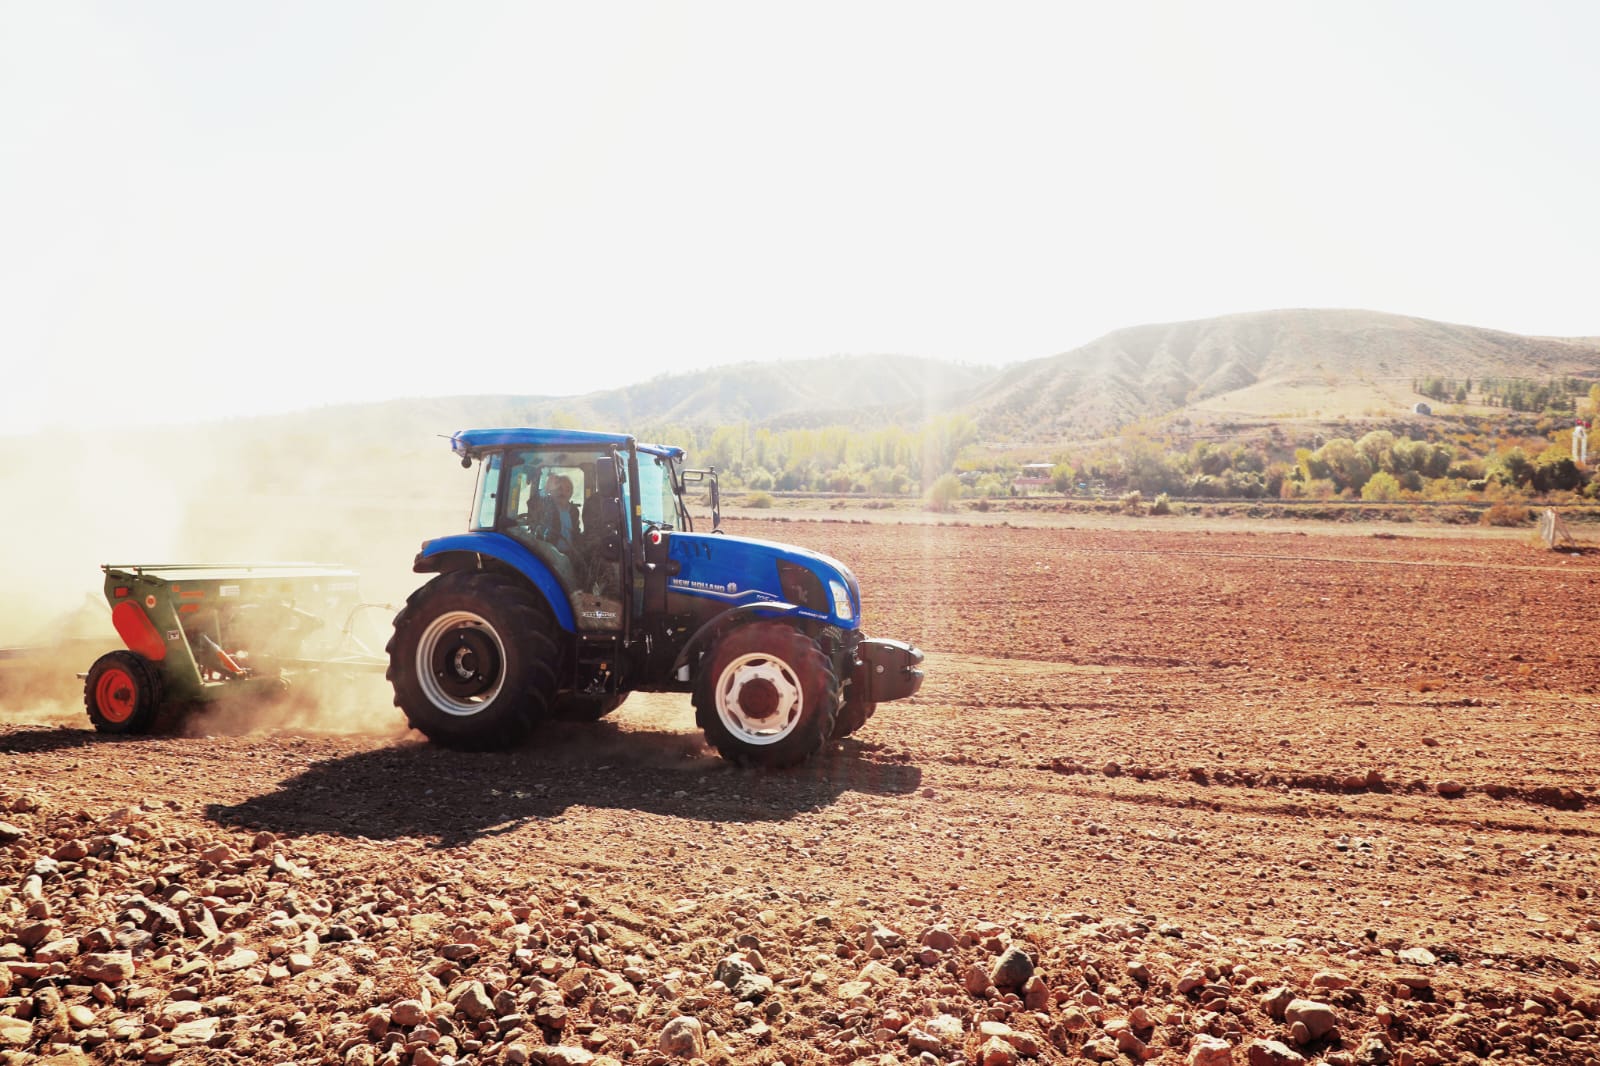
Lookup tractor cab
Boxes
[451,429,700,636]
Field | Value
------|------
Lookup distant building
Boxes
[1012,462,1055,495]
[1412,401,1433,415]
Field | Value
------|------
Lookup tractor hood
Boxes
[665,532,862,629]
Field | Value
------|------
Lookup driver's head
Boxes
[549,474,573,503]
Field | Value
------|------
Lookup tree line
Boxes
[634,416,979,494]
[1412,375,1589,413]
[635,415,1589,505]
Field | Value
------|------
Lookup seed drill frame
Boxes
[81,563,388,732]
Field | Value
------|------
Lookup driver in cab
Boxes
[532,473,580,554]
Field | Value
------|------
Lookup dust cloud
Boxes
[178,674,413,741]
[0,414,467,737]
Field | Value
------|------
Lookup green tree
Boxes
[1361,471,1403,502]
[1533,447,1583,492]
[867,464,910,495]
[1485,448,1534,487]
[919,415,979,488]
[1296,447,1330,483]
[1263,461,1294,497]
[1119,437,1183,494]
[1356,430,1396,472]
[1314,438,1373,493]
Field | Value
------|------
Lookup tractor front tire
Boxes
[830,692,877,739]
[693,621,839,768]
[84,650,164,735]
[387,571,558,750]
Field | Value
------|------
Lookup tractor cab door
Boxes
[592,451,627,592]
[489,446,628,634]
[588,455,626,563]
[628,450,687,621]
[566,453,626,633]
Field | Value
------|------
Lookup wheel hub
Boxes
[731,676,781,721]
[450,644,479,680]
[717,654,802,743]
[433,628,500,699]
[415,610,509,716]
[95,668,137,723]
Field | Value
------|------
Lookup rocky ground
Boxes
[2,517,1599,1065]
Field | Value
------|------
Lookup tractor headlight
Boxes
[828,579,854,622]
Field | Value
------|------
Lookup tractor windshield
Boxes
[635,453,685,531]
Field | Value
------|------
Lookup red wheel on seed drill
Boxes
[95,667,137,723]
[84,650,164,734]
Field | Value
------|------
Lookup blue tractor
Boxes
[386,429,924,766]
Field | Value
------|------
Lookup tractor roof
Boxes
[449,428,684,462]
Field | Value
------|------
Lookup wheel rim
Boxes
[95,667,138,723]
[714,651,803,746]
[416,610,507,716]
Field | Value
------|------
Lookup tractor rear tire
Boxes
[84,650,164,735]
[693,621,839,768]
[830,693,877,739]
[552,692,627,722]
[387,571,558,750]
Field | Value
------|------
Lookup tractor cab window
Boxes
[635,453,683,531]
[471,452,503,531]
[506,456,587,523]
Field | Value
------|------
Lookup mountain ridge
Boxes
[964,308,1600,439]
[277,310,1600,443]
[23,310,1597,446]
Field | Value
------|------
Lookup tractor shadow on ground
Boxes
[0,726,112,756]
[204,722,922,848]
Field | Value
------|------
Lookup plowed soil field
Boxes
[3,518,1599,1066]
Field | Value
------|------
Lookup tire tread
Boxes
[692,621,839,767]
[387,570,560,750]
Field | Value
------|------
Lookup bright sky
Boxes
[4,1,1598,434]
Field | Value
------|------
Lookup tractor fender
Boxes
[414,533,577,633]
[670,601,805,678]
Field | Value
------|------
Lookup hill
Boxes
[964,309,1600,440]
[277,311,1600,446]
[13,312,1600,461]
[512,354,994,430]
[224,354,994,445]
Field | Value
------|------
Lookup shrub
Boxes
[1120,490,1144,515]
[1151,492,1172,515]
[1481,500,1531,526]
[924,474,963,512]
[1361,471,1403,502]
[745,491,775,509]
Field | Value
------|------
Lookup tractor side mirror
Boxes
[682,467,722,531]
